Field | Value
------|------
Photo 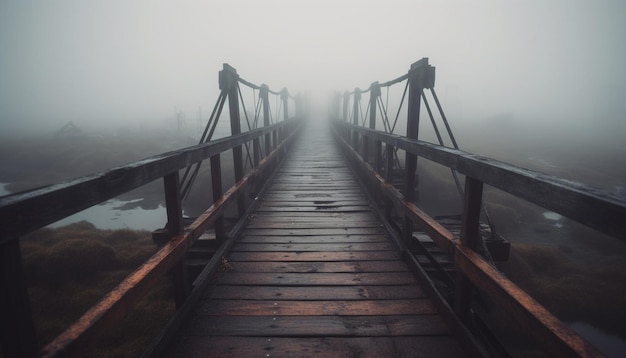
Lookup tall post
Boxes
[1,240,38,358]
[220,63,245,217]
[163,172,188,308]
[281,88,289,121]
[343,91,350,122]
[280,88,289,144]
[352,88,361,148]
[260,84,271,157]
[365,82,380,162]
[454,177,484,321]
[210,154,225,242]
[402,58,435,247]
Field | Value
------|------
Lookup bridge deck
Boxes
[163,123,467,357]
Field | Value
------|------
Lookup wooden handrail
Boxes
[0,121,297,244]
[0,117,302,357]
[336,121,626,242]
[39,119,303,357]
[331,118,615,357]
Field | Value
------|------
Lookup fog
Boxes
[1,0,624,136]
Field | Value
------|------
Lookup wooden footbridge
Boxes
[1,59,625,357]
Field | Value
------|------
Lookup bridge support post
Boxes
[364,82,380,163]
[0,240,38,358]
[163,172,189,308]
[221,64,246,218]
[211,154,225,243]
[343,91,350,122]
[261,85,271,157]
[454,176,484,321]
[402,58,436,247]
[402,62,423,247]
[351,88,361,149]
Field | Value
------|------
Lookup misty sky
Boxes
[1,0,625,134]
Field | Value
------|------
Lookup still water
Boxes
[0,183,9,196]
[49,198,166,231]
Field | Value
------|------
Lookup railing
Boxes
[0,64,305,357]
[330,58,625,357]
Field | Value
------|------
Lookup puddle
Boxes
[542,211,562,221]
[0,183,10,196]
[49,198,166,230]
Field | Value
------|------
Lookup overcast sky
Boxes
[0,0,624,134]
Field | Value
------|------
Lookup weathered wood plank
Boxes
[164,336,466,358]
[179,315,451,336]
[244,221,382,229]
[239,235,389,244]
[231,242,395,252]
[242,228,386,236]
[228,251,401,262]
[214,272,418,286]
[257,200,370,207]
[198,299,436,316]
[222,261,410,273]
[205,285,426,300]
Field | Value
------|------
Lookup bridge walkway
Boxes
[163,121,467,357]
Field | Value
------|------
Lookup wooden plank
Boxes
[223,261,410,273]
[164,336,466,358]
[179,315,451,336]
[214,272,418,286]
[244,221,381,229]
[254,206,371,212]
[239,235,389,244]
[257,200,370,207]
[228,251,401,262]
[231,242,395,252]
[197,299,436,316]
[205,285,426,300]
[250,211,375,218]
[242,228,386,236]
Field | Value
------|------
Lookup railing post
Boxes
[1,240,38,358]
[352,88,361,149]
[343,91,350,122]
[385,143,395,219]
[402,61,423,247]
[402,58,436,247]
[210,154,225,242]
[454,176,484,322]
[163,172,188,308]
[365,82,380,163]
[261,85,272,164]
[220,63,245,217]
[281,88,289,122]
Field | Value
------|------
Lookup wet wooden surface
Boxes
[164,122,466,357]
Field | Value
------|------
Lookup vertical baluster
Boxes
[211,154,225,243]
[385,143,395,219]
[403,61,424,247]
[343,91,349,122]
[163,172,187,308]
[0,239,38,358]
[261,85,271,158]
[221,64,245,218]
[454,176,484,321]
[352,88,361,149]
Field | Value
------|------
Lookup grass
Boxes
[21,221,175,357]
[499,242,626,339]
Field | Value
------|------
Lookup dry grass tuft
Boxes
[500,243,626,338]
[21,222,173,356]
